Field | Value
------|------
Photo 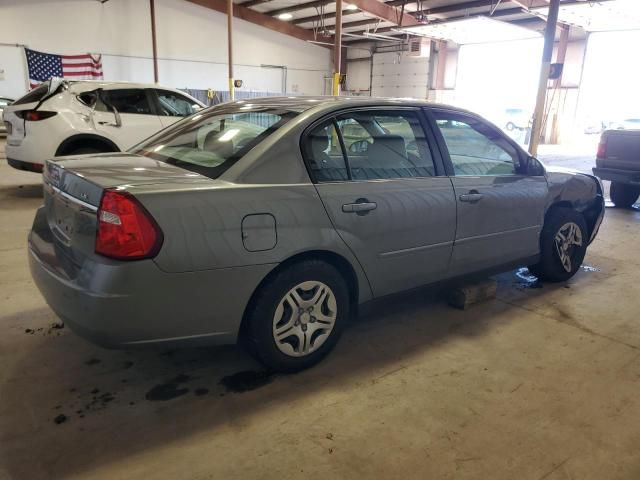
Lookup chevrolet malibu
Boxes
[29,97,605,372]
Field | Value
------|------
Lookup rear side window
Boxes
[433,112,522,176]
[304,110,436,182]
[13,85,49,105]
[99,89,153,115]
[305,121,349,182]
[132,108,297,179]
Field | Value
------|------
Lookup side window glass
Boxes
[304,121,349,182]
[434,113,522,176]
[156,90,200,117]
[337,111,435,180]
[101,89,153,115]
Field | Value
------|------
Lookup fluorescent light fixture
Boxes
[345,4,358,11]
[278,13,293,20]
[532,0,640,32]
[401,16,541,45]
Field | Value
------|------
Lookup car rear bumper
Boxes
[592,167,640,186]
[8,157,44,173]
[28,208,276,348]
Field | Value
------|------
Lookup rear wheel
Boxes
[529,207,588,282]
[243,260,349,372]
[610,182,640,208]
[505,122,515,131]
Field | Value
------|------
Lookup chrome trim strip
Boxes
[454,225,541,245]
[380,240,454,258]
[48,183,98,212]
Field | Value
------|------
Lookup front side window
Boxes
[132,108,296,179]
[100,89,153,115]
[433,112,522,176]
[156,90,200,117]
[336,111,435,180]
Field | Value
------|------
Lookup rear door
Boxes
[93,88,163,149]
[305,107,457,298]
[429,108,547,275]
[153,89,202,128]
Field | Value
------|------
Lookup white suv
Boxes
[3,79,205,172]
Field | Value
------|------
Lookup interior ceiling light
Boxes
[278,13,294,20]
[345,4,359,10]
[532,0,640,32]
[400,16,541,44]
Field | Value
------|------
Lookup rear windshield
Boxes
[132,107,297,179]
[13,84,49,105]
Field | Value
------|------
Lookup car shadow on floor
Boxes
[0,270,575,479]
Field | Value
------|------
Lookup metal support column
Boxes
[333,0,343,96]
[150,0,159,83]
[227,0,235,100]
[528,0,560,156]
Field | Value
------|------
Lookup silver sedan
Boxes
[29,97,604,371]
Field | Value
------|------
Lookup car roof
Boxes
[221,95,470,115]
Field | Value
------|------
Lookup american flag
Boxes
[25,48,103,89]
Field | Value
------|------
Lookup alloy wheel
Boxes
[554,222,583,272]
[272,281,337,357]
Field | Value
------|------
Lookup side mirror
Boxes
[526,155,545,176]
[349,140,370,154]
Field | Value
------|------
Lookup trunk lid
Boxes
[41,154,214,273]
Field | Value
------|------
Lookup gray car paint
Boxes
[29,97,605,349]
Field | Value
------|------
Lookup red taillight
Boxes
[15,110,57,121]
[95,190,163,260]
[597,137,607,158]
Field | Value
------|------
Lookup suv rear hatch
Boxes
[32,154,214,280]
[3,78,64,145]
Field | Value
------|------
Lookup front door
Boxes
[430,109,548,276]
[305,108,457,298]
[93,88,163,149]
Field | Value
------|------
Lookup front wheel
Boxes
[529,207,588,282]
[243,260,349,372]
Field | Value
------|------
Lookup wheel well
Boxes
[56,135,120,156]
[546,199,601,240]
[238,250,360,341]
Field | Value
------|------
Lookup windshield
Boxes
[132,107,298,179]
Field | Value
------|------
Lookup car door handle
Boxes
[459,191,484,203]
[342,202,377,213]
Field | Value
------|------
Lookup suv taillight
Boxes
[15,110,57,121]
[95,190,163,260]
[597,136,607,158]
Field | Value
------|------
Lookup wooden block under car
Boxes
[448,278,497,310]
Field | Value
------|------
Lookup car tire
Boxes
[505,122,515,131]
[244,260,350,373]
[610,182,640,208]
[529,207,588,283]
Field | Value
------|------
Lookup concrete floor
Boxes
[1,139,639,480]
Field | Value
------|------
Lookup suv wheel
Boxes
[610,182,640,208]
[244,260,349,372]
[529,207,588,282]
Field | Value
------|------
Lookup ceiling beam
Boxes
[267,0,332,16]
[345,0,420,26]
[184,0,332,44]
[239,0,275,7]
[293,8,362,25]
